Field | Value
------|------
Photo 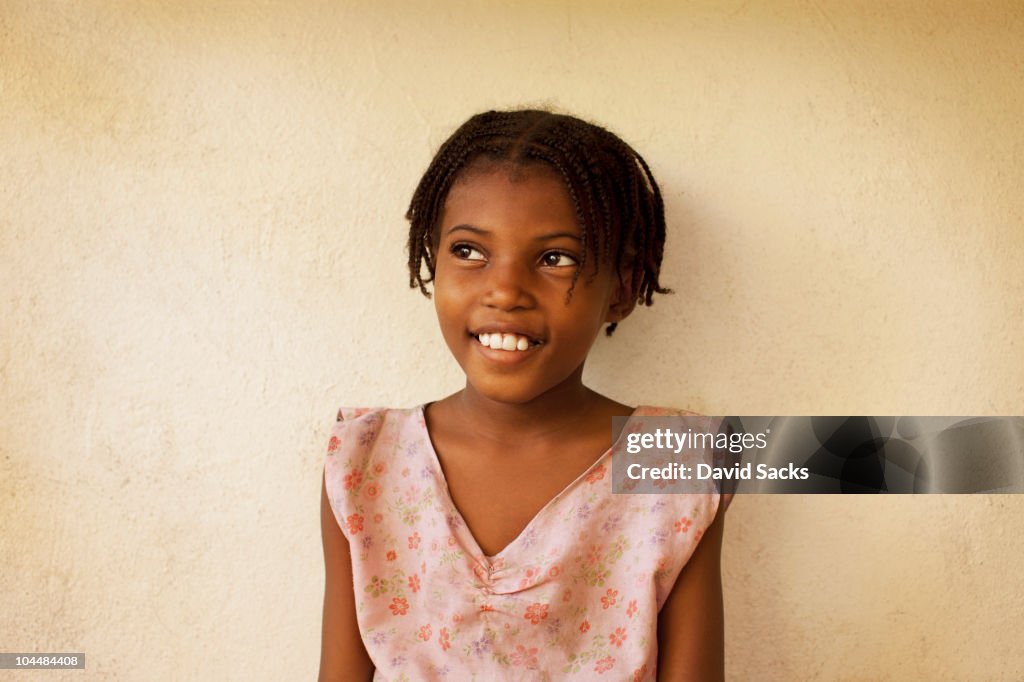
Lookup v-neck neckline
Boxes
[416,404,650,563]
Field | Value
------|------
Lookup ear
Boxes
[605,265,638,324]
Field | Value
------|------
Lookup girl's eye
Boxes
[451,244,485,261]
[541,251,578,268]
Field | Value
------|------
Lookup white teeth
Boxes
[476,332,538,352]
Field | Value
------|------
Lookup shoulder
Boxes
[327,405,423,445]
[323,405,424,468]
[325,405,426,459]
[629,406,733,514]
[322,405,428,538]
[634,405,708,420]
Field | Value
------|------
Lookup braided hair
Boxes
[405,109,671,335]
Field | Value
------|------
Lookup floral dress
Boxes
[323,406,721,681]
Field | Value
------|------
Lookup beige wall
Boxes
[2,1,1022,679]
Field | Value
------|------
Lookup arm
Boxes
[319,474,374,682]
[656,494,732,681]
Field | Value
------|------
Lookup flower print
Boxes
[627,599,638,618]
[372,461,387,476]
[523,602,549,625]
[674,517,692,533]
[402,509,421,525]
[594,655,615,673]
[579,620,590,633]
[452,613,463,625]
[408,574,421,593]
[358,429,376,446]
[694,528,704,543]
[365,575,389,597]
[633,664,649,681]
[520,527,538,549]
[439,627,450,651]
[404,486,421,504]
[576,503,592,520]
[548,565,561,578]
[521,566,538,585]
[386,550,397,561]
[586,465,606,484]
[510,644,539,669]
[408,532,421,549]
[562,590,573,602]
[586,545,603,565]
[601,515,622,533]
[609,627,627,648]
[388,597,409,616]
[373,513,383,524]
[418,624,432,641]
[649,529,669,546]
[361,535,373,549]
[327,435,340,453]
[343,470,363,490]
[479,604,494,612]
[370,631,388,646]
[649,500,666,513]
[470,635,491,657]
[390,655,406,667]
[346,513,364,535]
[402,467,411,477]
[364,482,380,499]
[601,588,619,609]
[545,617,561,636]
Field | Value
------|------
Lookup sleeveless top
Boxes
[323,405,721,681]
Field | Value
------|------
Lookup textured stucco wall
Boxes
[2,1,1022,680]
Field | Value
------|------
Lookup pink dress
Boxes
[323,405,722,681]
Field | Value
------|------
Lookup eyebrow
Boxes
[446,224,582,242]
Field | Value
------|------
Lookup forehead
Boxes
[440,165,580,236]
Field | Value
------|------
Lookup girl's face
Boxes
[432,165,631,406]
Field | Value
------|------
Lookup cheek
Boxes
[432,271,467,338]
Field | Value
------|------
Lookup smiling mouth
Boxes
[472,332,544,352]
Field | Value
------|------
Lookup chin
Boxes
[470,385,542,406]
[465,375,553,406]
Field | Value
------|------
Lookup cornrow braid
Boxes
[405,109,671,335]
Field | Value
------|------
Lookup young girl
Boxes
[320,110,731,681]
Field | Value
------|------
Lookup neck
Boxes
[452,373,605,442]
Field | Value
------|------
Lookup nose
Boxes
[482,259,536,311]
